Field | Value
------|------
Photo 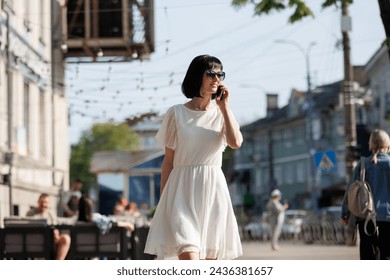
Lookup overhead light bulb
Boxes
[97,48,104,57]
[61,43,68,52]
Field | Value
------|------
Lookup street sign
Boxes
[314,150,337,174]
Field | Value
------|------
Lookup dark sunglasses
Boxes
[205,69,225,81]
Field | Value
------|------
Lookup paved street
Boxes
[237,240,359,260]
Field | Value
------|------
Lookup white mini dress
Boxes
[144,104,243,260]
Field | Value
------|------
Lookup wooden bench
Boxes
[1,218,152,260]
[63,223,129,260]
[130,226,155,260]
[0,226,55,260]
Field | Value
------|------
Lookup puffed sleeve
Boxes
[155,106,177,150]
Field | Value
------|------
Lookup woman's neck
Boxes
[187,98,211,111]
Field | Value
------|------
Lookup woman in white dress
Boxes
[144,55,243,260]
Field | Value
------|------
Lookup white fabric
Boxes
[144,104,242,260]
[62,190,82,205]
[26,208,56,225]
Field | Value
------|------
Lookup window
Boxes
[285,164,293,184]
[39,0,45,43]
[23,81,30,154]
[255,169,262,190]
[312,118,321,141]
[39,91,46,157]
[295,126,304,145]
[284,129,292,148]
[4,0,15,12]
[23,0,31,33]
[273,130,281,146]
[274,165,283,185]
[296,161,305,183]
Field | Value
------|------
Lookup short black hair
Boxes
[78,195,93,222]
[181,54,223,99]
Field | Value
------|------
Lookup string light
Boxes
[97,48,104,57]
[61,43,68,52]
[63,4,285,124]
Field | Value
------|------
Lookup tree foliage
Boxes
[232,0,390,57]
[69,123,140,191]
[232,0,351,23]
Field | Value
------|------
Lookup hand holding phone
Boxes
[216,86,224,100]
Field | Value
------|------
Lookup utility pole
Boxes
[341,2,357,180]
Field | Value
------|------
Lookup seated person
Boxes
[26,193,71,260]
[124,201,150,227]
[62,179,83,218]
[124,202,141,218]
[139,202,151,218]
[78,195,134,234]
[112,197,128,216]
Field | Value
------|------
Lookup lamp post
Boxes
[275,40,316,103]
[275,39,318,212]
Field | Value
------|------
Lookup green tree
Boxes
[232,0,390,55]
[70,122,140,192]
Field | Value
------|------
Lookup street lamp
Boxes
[275,39,318,212]
[274,40,316,96]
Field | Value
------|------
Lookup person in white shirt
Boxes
[26,193,71,260]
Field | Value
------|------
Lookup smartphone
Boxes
[216,86,224,100]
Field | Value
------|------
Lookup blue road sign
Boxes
[314,150,337,174]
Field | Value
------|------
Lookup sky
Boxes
[66,0,385,145]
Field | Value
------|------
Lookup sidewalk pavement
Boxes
[237,240,359,260]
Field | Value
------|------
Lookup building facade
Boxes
[0,0,68,224]
[234,68,375,216]
[364,44,390,130]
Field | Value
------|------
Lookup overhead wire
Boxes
[1,1,383,132]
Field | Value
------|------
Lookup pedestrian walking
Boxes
[266,189,289,251]
[342,129,390,260]
[144,54,243,260]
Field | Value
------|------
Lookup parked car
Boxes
[244,210,308,241]
[243,213,270,240]
[281,210,308,240]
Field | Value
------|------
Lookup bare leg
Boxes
[55,234,71,260]
[178,251,199,260]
